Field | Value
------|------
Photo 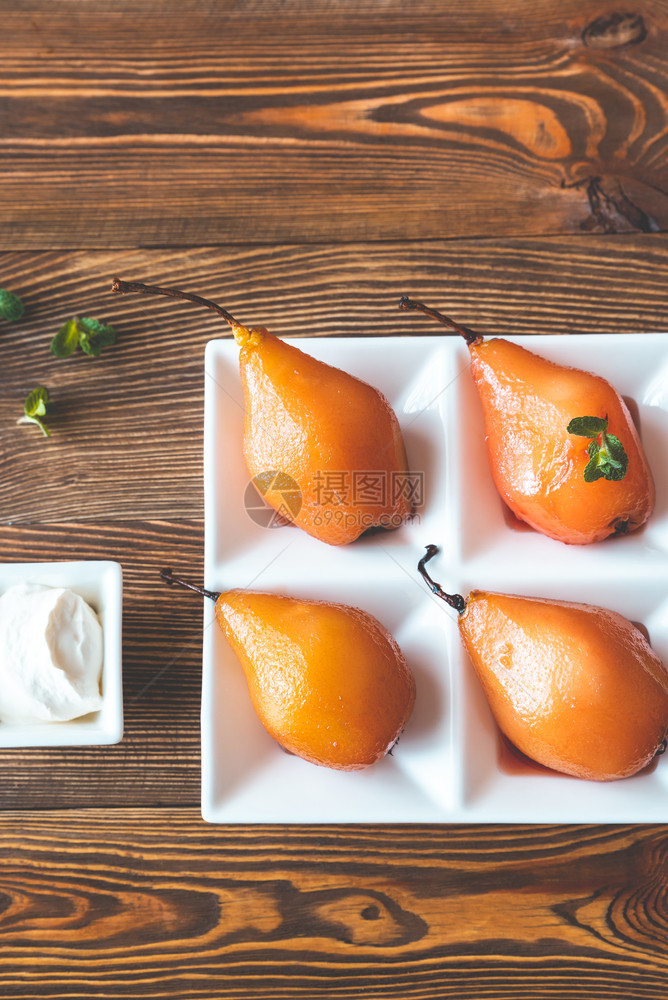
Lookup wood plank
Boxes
[0,812,666,999]
[1,1,667,246]
[0,521,204,808]
[2,237,668,523]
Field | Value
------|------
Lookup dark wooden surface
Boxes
[2,0,668,247]
[1,3,668,998]
[1,817,666,1000]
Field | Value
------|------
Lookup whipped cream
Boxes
[0,584,103,723]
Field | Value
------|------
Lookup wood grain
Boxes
[0,813,666,999]
[1,1,668,246]
[3,237,668,523]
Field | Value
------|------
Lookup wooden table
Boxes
[2,3,668,996]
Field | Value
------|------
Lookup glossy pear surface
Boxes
[237,326,411,545]
[215,590,415,770]
[460,590,668,781]
[469,338,655,544]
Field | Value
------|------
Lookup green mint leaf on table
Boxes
[567,414,629,483]
[0,288,24,322]
[50,316,117,358]
[18,386,51,437]
[50,318,80,357]
[78,332,101,357]
[25,386,48,418]
[78,317,116,344]
[78,318,116,356]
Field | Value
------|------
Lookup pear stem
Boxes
[160,568,220,602]
[111,278,241,330]
[418,545,467,615]
[399,296,482,346]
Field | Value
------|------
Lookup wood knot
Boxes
[583,12,646,48]
[306,889,427,946]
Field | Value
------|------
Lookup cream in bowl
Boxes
[0,561,123,747]
[0,583,104,723]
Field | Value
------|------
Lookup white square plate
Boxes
[202,333,668,822]
[0,561,123,747]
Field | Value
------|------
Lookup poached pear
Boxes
[400,297,655,544]
[234,323,410,545]
[111,279,412,545]
[162,570,415,771]
[418,545,668,781]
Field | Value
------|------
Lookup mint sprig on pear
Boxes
[18,386,51,437]
[567,415,628,482]
[51,316,116,358]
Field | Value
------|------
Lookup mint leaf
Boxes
[78,330,102,356]
[78,317,116,345]
[24,386,48,418]
[583,456,603,483]
[50,318,80,357]
[0,288,24,322]
[50,316,117,358]
[599,433,629,481]
[567,415,609,437]
[568,414,629,483]
[19,386,51,437]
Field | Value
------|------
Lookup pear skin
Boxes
[469,338,655,544]
[215,590,415,770]
[460,590,668,781]
[399,297,655,545]
[236,326,411,545]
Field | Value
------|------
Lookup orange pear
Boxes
[235,324,411,544]
[111,279,412,545]
[162,570,415,771]
[400,297,655,544]
[418,546,668,781]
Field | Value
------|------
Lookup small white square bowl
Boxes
[0,561,123,747]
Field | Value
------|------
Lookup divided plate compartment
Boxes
[202,333,668,823]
